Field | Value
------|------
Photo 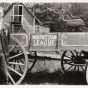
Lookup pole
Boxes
[0,7,8,84]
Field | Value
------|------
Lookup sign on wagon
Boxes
[30,33,57,51]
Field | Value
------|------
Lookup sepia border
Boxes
[0,0,88,3]
[0,0,88,88]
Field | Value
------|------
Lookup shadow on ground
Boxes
[22,70,87,85]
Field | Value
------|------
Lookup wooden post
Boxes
[0,7,8,84]
[0,53,8,84]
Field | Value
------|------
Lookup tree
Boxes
[31,3,88,32]
[32,3,68,32]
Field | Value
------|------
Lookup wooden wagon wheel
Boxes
[6,36,28,84]
[61,50,86,74]
[86,65,88,84]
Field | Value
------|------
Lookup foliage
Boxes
[33,3,67,32]
[32,3,88,32]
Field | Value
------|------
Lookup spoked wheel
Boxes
[61,50,86,74]
[86,64,88,84]
[7,36,28,84]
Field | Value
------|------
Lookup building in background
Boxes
[3,3,36,33]
[3,3,50,34]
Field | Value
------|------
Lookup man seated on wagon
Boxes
[58,7,85,32]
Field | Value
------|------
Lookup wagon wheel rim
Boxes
[7,36,28,84]
[61,50,86,74]
[86,65,88,84]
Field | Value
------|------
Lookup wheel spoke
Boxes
[17,60,24,73]
[70,51,76,57]
[77,66,79,71]
[66,65,73,71]
[8,73,15,84]
[74,50,80,56]
[9,45,15,53]
[64,60,73,64]
[65,55,72,59]
[73,66,76,71]
[8,62,24,66]
[67,61,73,64]
[79,66,82,71]
[63,59,72,62]
[19,66,23,73]
[80,65,85,71]
[8,66,22,77]
[8,52,24,60]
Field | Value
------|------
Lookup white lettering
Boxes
[32,34,57,47]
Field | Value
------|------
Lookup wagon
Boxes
[2,19,88,84]
[1,31,87,84]
[1,3,88,85]
[4,30,88,85]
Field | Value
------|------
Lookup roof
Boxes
[3,3,42,25]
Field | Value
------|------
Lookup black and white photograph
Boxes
[0,2,88,85]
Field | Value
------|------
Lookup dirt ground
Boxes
[22,70,87,85]
[23,53,87,85]
[22,58,87,85]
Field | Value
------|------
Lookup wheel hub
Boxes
[73,56,85,64]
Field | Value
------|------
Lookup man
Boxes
[59,7,85,32]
